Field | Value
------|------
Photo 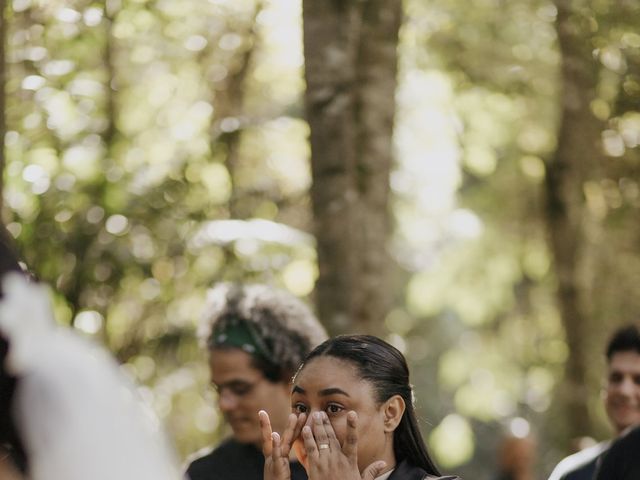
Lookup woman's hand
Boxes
[259,410,306,480]
[302,411,387,480]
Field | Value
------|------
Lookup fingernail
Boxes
[314,411,322,421]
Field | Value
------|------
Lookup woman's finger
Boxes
[281,413,307,456]
[321,412,341,451]
[343,410,358,461]
[259,410,274,457]
[271,431,283,462]
[271,432,292,480]
[361,461,387,480]
[302,425,319,458]
[311,411,330,454]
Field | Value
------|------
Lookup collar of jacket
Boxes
[388,459,461,480]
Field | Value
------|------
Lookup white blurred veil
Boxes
[0,272,184,480]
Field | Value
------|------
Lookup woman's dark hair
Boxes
[0,226,28,472]
[298,334,441,476]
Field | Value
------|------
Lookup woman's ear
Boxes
[382,395,405,432]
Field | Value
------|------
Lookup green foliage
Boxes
[3,0,312,459]
[398,0,640,477]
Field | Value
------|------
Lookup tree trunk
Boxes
[208,2,263,219]
[303,0,402,334]
[547,0,605,442]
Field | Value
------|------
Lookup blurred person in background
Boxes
[548,324,640,480]
[0,228,183,480]
[186,283,327,480]
[494,434,536,480]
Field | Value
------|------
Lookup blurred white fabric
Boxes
[0,273,184,480]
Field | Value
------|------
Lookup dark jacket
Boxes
[388,459,461,480]
[595,426,640,480]
[186,438,307,480]
[547,441,609,480]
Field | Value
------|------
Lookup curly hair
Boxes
[198,283,327,383]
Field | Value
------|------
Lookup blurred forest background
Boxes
[0,0,639,478]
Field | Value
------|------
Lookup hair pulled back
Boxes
[299,335,441,476]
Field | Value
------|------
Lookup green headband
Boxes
[209,317,273,364]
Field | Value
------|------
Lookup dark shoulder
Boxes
[186,438,250,466]
[596,427,640,480]
[560,460,599,480]
[186,439,263,480]
[606,425,640,457]
[548,442,609,480]
[185,439,308,480]
[389,459,461,480]
[290,461,308,480]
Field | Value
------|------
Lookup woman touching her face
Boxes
[260,335,461,480]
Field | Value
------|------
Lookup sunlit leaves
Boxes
[199,163,232,203]
[395,9,565,457]
[3,7,315,463]
[3,0,637,471]
[430,414,475,468]
[281,258,316,296]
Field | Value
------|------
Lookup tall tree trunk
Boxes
[547,0,604,443]
[64,1,120,331]
[208,2,262,220]
[303,0,402,334]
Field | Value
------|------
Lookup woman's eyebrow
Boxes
[291,386,350,397]
[319,387,350,397]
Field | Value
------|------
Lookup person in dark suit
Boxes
[548,324,640,480]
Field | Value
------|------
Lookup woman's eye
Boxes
[326,404,343,414]
[293,403,308,414]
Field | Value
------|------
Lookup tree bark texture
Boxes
[303,0,402,334]
[208,2,263,219]
[547,0,605,442]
